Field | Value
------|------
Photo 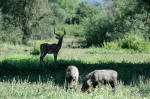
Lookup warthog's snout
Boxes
[81,80,90,92]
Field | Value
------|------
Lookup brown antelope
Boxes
[40,28,66,66]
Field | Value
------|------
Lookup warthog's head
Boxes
[81,79,91,92]
[69,79,76,88]
[66,76,76,89]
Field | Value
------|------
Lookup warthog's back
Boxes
[91,70,118,81]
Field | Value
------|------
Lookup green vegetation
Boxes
[103,34,150,51]
[0,37,150,98]
[83,0,150,47]
[0,0,150,98]
[0,78,150,99]
[30,41,43,55]
[0,0,149,49]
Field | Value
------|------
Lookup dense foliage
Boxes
[84,0,150,46]
[0,0,149,50]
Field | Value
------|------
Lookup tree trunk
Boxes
[22,0,29,44]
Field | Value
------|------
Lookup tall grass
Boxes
[0,77,149,99]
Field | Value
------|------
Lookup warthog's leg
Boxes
[65,78,69,91]
[98,82,101,88]
[110,81,115,92]
[66,82,69,91]
[92,82,98,88]
[65,77,72,91]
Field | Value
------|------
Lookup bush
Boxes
[83,14,115,46]
[103,35,150,51]
[30,41,43,55]
[103,41,120,50]
[118,35,150,51]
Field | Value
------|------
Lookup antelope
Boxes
[40,28,66,66]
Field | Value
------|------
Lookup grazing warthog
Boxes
[81,70,118,92]
[65,65,79,90]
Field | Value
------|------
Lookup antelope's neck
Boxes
[57,40,63,48]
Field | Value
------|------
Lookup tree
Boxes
[0,0,53,44]
[75,2,99,24]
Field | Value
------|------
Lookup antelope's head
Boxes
[54,28,66,41]
[54,28,66,45]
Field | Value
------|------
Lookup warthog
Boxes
[81,70,118,92]
[65,65,79,90]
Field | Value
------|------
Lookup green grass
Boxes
[0,78,150,99]
[0,37,150,98]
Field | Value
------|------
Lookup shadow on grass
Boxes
[0,58,150,86]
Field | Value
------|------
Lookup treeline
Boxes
[84,0,150,46]
[0,0,149,47]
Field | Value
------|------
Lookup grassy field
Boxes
[0,37,150,99]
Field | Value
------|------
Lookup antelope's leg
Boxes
[53,53,58,66]
[40,52,47,66]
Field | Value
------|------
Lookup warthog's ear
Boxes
[87,79,92,85]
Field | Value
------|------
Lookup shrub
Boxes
[118,35,142,50]
[103,41,120,50]
[103,35,150,52]
[83,14,115,46]
[118,35,150,51]
[30,41,43,55]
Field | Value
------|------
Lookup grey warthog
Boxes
[81,70,118,92]
[65,65,79,90]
